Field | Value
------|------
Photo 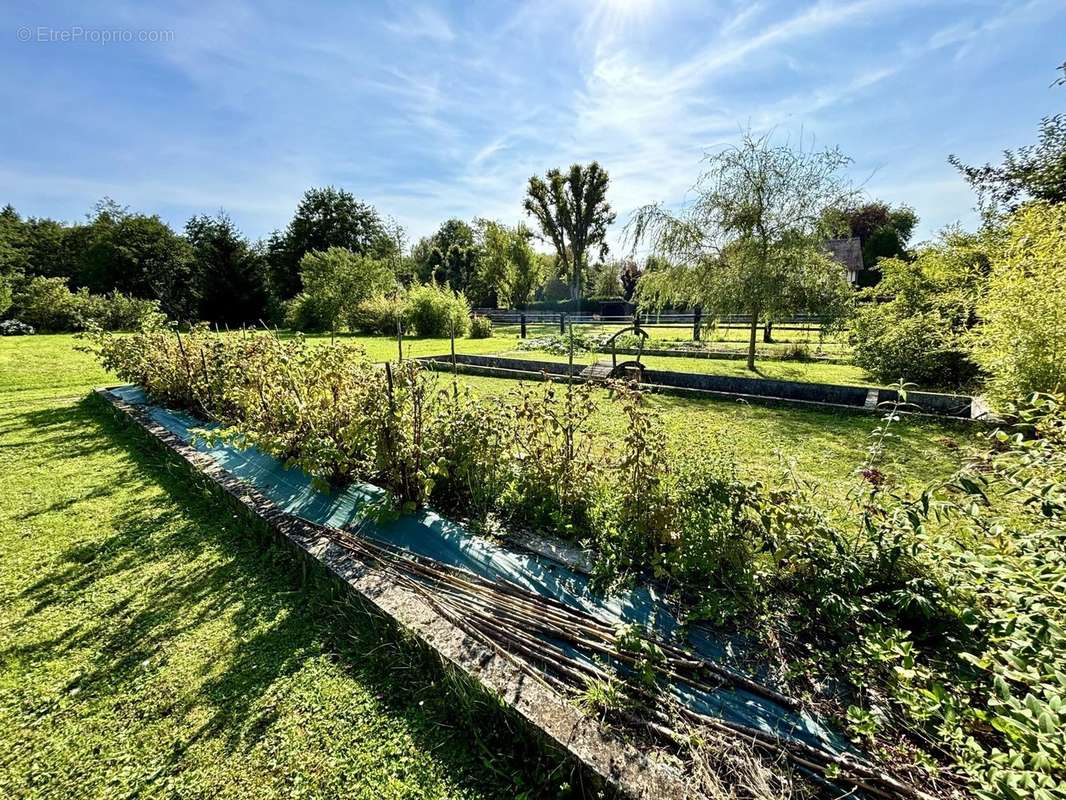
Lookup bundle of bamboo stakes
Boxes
[326,527,933,800]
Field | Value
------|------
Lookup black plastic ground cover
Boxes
[417,354,980,419]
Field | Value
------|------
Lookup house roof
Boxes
[825,237,864,273]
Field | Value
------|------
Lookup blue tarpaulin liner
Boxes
[110,384,853,758]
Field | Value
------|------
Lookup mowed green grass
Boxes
[447,372,978,507]
[0,334,570,800]
[488,347,874,386]
[313,326,876,387]
[0,332,978,799]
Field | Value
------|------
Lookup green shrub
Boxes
[497,380,602,537]
[349,294,407,335]
[972,202,1066,405]
[406,283,470,337]
[848,235,987,388]
[85,290,163,330]
[13,276,83,331]
[298,247,394,335]
[12,277,162,332]
[0,275,12,318]
[284,291,332,332]
[468,314,492,339]
[850,307,978,388]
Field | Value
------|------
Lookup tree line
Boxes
[3,63,1061,392]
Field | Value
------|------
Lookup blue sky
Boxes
[3,1,1063,251]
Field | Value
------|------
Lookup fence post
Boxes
[559,312,566,334]
[450,318,457,378]
[520,312,527,339]
[693,306,702,341]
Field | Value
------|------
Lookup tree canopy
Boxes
[949,64,1066,214]
[268,187,396,300]
[186,212,270,326]
[825,201,918,269]
[477,221,544,309]
[630,131,856,369]
[297,247,395,336]
[524,162,615,301]
[78,200,197,321]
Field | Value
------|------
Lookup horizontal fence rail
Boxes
[472,309,835,328]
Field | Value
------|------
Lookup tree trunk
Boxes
[763,320,773,343]
[747,311,759,371]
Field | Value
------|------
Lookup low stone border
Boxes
[91,388,695,800]
[419,354,984,420]
[601,346,851,364]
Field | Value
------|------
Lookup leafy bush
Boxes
[406,283,470,337]
[349,293,408,336]
[0,319,34,335]
[284,291,333,333]
[298,247,394,335]
[13,277,83,331]
[82,290,163,330]
[849,233,988,388]
[498,381,603,537]
[468,314,492,339]
[850,308,978,388]
[972,202,1066,405]
[12,276,160,332]
[0,276,12,318]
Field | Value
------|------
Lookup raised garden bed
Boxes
[93,384,918,800]
[592,345,850,364]
[418,354,985,420]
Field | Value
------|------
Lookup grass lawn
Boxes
[312,328,878,387]
[0,334,570,799]
[486,347,875,386]
[0,332,980,799]
[450,372,979,508]
[499,321,854,357]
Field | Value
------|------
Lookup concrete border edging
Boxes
[91,387,696,800]
[602,346,851,364]
[418,354,983,421]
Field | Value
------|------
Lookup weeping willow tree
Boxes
[629,131,856,370]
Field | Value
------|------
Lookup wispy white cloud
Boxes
[383,4,455,42]
[1,0,1063,251]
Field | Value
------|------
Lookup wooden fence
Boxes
[471,309,839,341]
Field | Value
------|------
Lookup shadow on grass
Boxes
[5,396,591,799]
